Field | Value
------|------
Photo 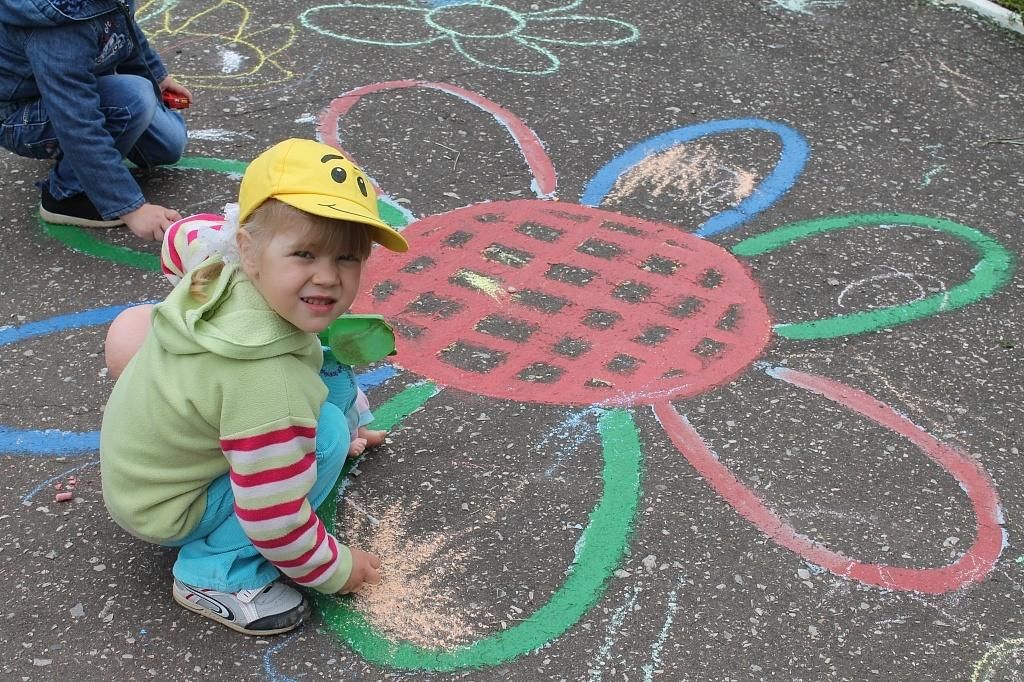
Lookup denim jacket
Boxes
[0,0,169,217]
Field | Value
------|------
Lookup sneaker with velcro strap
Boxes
[172,578,310,636]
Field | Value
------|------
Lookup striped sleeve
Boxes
[220,421,352,593]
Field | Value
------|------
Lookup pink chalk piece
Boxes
[54,483,63,490]
[55,492,74,503]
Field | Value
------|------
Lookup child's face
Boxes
[240,223,364,333]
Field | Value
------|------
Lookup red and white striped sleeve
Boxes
[220,421,351,593]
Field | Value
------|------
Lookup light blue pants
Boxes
[169,374,355,592]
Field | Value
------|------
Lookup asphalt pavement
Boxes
[1,0,1023,680]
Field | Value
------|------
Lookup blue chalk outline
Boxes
[0,305,133,456]
[1,306,398,457]
[580,118,809,238]
[21,459,99,504]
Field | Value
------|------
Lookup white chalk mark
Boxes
[587,584,642,682]
[908,55,977,105]
[542,407,602,477]
[770,0,844,14]
[922,165,947,186]
[836,266,949,311]
[187,128,254,142]
[642,585,680,682]
[344,496,380,526]
[218,44,246,73]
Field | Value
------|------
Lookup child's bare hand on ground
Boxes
[347,428,387,458]
[123,203,182,241]
[338,548,381,594]
[360,428,386,448]
[347,438,368,457]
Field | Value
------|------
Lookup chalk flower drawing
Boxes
[299,0,639,76]
[305,80,1014,670]
[138,0,297,89]
[12,79,1016,673]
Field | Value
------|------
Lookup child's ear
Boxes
[236,228,258,278]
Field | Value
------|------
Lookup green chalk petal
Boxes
[317,400,643,671]
[731,213,1015,340]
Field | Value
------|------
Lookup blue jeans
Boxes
[0,73,186,200]
[167,401,350,592]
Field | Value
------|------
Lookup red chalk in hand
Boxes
[162,91,190,109]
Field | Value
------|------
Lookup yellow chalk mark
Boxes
[140,0,296,90]
[972,637,1024,681]
[454,270,505,302]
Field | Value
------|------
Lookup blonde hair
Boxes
[189,199,373,302]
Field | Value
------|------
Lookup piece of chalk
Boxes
[55,492,74,502]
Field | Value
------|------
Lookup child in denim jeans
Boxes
[0,0,190,240]
[100,139,408,635]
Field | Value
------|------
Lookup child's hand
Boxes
[337,547,381,594]
[347,438,367,458]
[122,203,182,241]
[159,76,193,106]
[347,429,386,458]
[358,428,387,448]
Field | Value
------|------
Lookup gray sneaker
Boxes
[172,578,310,636]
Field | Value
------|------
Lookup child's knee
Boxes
[105,304,154,378]
[101,74,157,116]
[144,111,188,165]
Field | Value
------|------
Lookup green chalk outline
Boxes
[316,393,643,671]
[731,213,1015,340]
[39,156,407,271]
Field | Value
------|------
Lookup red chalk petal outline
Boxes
[653,367,1004,594]
[319,80,556,198]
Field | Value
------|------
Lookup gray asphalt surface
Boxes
[2,1,1023,680]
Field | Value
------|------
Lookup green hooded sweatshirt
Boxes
[100,261,351,594]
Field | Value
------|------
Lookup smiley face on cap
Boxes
[238,138,409,252]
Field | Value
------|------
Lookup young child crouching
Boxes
[99,139,408,635]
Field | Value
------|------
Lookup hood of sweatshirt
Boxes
[152,259,321,362]
[0,0,124,27]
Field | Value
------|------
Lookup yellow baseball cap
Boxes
[238,138,408,252]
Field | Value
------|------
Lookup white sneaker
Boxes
[172,578,310,636]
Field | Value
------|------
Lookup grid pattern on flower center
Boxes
[364,200,772,406]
